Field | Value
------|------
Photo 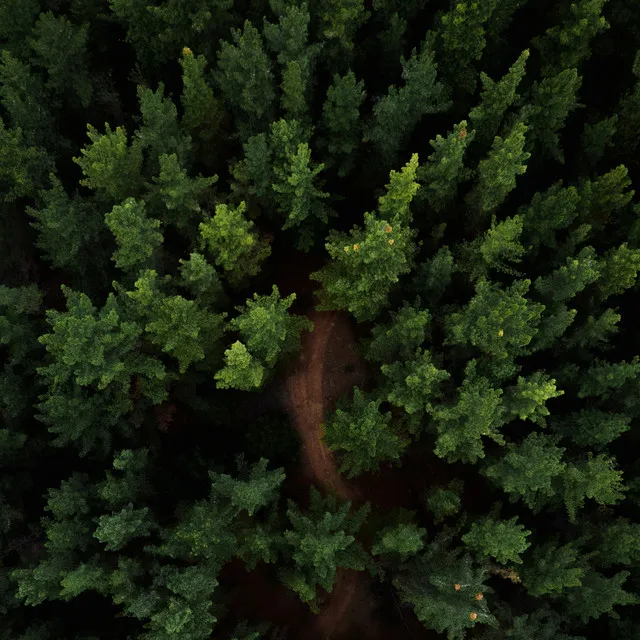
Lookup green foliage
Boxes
[323,387,407,478]
[462,516,531,565]
[482,432,567,510]
[564,569,637,623]
[199,201,271,288]
[577,356,640,401]
[581,115,618,168]
[94,504,155,551]
[364,40,451,164]
[559,454,626,521]
[215,341,265,391]
[215,20,276,138]
[281,487,370,611]
[521,542,585,596]
[178,253,223,303]
[228,285,312,369]
[414,245,454,303]
[416,121,475,213]
[365,303,430,364]
[431,360,506,464]
[313,156,420,321]
[149,153,217,233]
[425,480,464,524]
[179,49,223,144]
[436,0,499,95]
[105,198,163,273]
[319,71,366,177]
[27,174,108,277]
[551,409,631,448]
[469,49,530,146]
[534,246,600,303]
[521,69,584,163]
[469,120,531,217]
[73,123,144,203]
[502,371,564,426]
[446,279,545,361]
[29,12,93,108]
[583,517,640,568]
[371,521,426,561]
[209,457,285,517]
[532,0,609,77]
[596,242,640,298]
[382,349,450,415]
[394,535,495,640]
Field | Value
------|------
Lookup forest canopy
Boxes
[1,1,640,639]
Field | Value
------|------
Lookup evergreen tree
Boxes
[318,71,366,177]
[364,37,451,165]
[425,480,464,524]
[435,0,499,95]
[521,541,585,596]
[312,156,420,321]
[215,341,265,391]
[467,120,531,219]
[199,202,271,288]
[215,20,276,139]
[482,432,567,510]
[431,360,507,464]
[73,123,144,204]
[520,68,583,163]
[416,121,475,214]
[462,516,531,565]
[469,49,530,147]
[532,0,609,77]
[582,517,640,568]
[393,534,495,640]
[280,487,370,611]
[322,387,408,477]
[227,285,313,369]
[551,409,631,449]
[581,114,618,169]
[502,372,563,426]
[28,11,93,108]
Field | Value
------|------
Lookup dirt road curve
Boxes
[283,310,363,501]
[282,310,369,639]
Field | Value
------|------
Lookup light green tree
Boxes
[215,341,265,391]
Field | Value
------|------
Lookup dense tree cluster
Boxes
[1,1,640,639]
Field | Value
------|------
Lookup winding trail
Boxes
[281,310,368,639]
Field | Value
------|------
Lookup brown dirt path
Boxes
[281,310,369,639]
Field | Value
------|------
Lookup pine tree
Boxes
[482,432,567,510]
[178,252,224,304]
[614,50,640,154]
[105,198,163,275]
[73,123,144,204]
[532,0,610,77]
[215,341,265,391]
[371,519,426,562]
[322,387,408,477]
[393,534,495,640]
[435,0,500,95]
[179,48,223,148]
[382,349,450,416]
[227,285,313,369]
[364,303,430,364]
[215,20,276,139]
[416,121,475,214]
[520,68,583,163]
[280,487,370,611]
[582,517,640,568]
[462,516,531,565]
[431,360,506,464]
[413,246,454,305]
[596,242,640,299]
[467,120,531,218]
[134,82,192,177]
[581,114,618,169]
[469,49,530,147]
[533,246,600,303]
[551,409,631,449]
[312,157,420,321]
[28,11,93,108]
[564,569,637,623]
[520,541,585,596]
[318,71,366,177]
[559,454,626,521]
[364,37,451,165]
[446,279,545,361]
[424,480,464,524]
[562,308,621,355]
[502,371,563,426]
[199,201,271,288]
